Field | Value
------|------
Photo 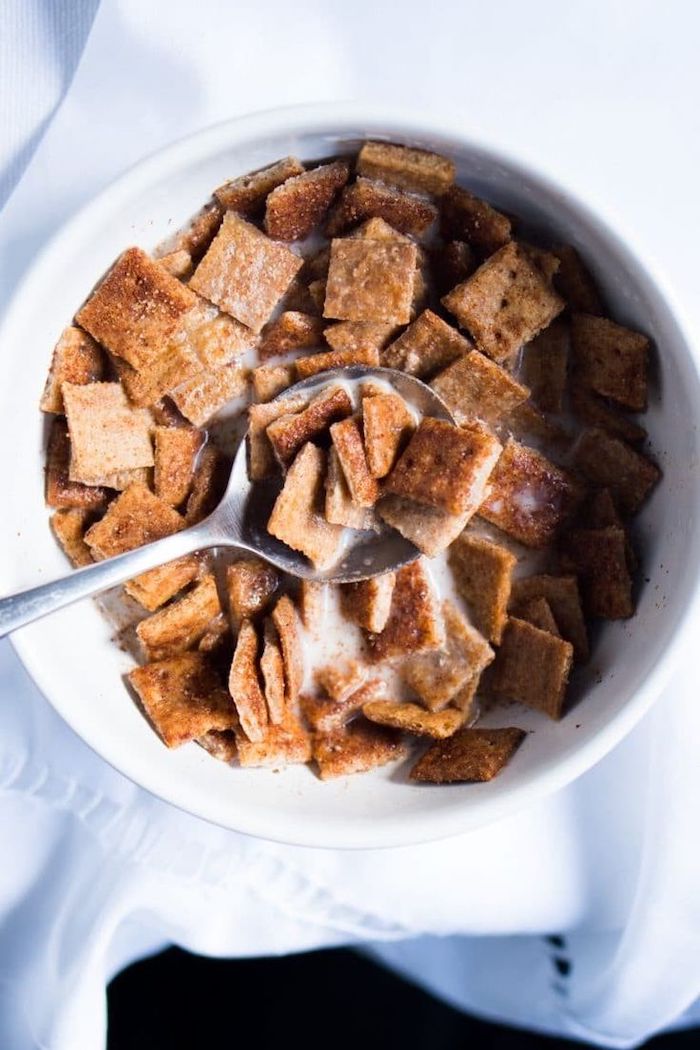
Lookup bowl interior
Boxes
[1,109,699,848]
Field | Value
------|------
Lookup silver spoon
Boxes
[0,366,454,638]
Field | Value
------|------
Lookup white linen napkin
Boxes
[2,2,700,1048]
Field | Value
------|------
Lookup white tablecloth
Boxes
[2,3,700,1047]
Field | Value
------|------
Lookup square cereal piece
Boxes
[506,401,571,449]
[214,156,305,215]
[228,619,268,742]
[271,594,304,705]
[267,385,352,466]
[573,428,660,515]
[129,652,235,748]
[510,574,588,662]
[324,238,417,325]
[363,700,463,739]
[448,532,516,644]
[325,177,437,237]
[84,482,184,558]
[570,384,646,445]
[268,444,344,569]
[490,617,574,719]
[430,350,529,425]
[516,597,560,636]
[442,242,565,363]
[76,247,197,371]
[185,444,231,523]
[235,711,312,768]
[384,418,502,516]
[189,212,303,333]
[226,557,279,630]
[171,298,255,371]
[362,392,415,478]
[265,160,350,240]
[552,245,604,315]
[562,526,634,619]
[520,319,569,414]
[298,579,326,629]
[349,212,433,318]
[301,679,385,733]
[198,728,237,763]
[45,418,109,510]
[324,321,397,354]
[382,309,471,379]
[294,344,380,380]
[377,495,471,557]
[157,249,193,279]
[479,438,581,548]
[325,446,376,530]
[124,555,204,612]
[313,718,406,779]
[315,658,367,703]
[357,141,455,195]
[252,363,296,403]
[571,313,649,412]
[439,185,512,257]
[170,200,224,260]
[258,311,324,360]
[198,612,231,654]
[171,364,248,427]
[40,326,105,413]
[153,426,204,507]
[63,382,154,486]
[50,508,94,567]
[260,619,286,724]
[113,350,199,410]
[329,416,379,507]
[410,727,526,783]
[366,560,444,662]
[340,572,396,634]
[136,574,222,661]
[401,599,494,711]
[247,394,308,481]
[432,239,477,297]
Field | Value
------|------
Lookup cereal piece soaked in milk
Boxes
[45,419,109,511]
[325,447,376,530]
[430,350,529,425]
[258,311,324,360]
[410,727,526,784]
[573,428,659,515]
[561,526,634,620]
[510,574,589,663]
[571,314,649,412]
[50,509,94,567]
[153,426,204,508]
[362,392,415,479]
[247,395,308,481]
[301,679,385,734]
[448,532,516,645]
[62,382,154,487]
[329,416,379,508]
[340,573,396,634]
[265,161,350,241]
[315,659,367,703]
[366,561,444,662]
[260,619,287,724]
[490,617,574,720]
[40,326,105,413]
[214,156,305,215]
[357,142,455,195]
[324,238,418,325]
[228,620,268,743]
[267,385,352,466]
[271,594,304,705]
[383,309,471,379]
[326,177,437,238]
[136,575,222,661]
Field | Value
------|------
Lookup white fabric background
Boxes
[1,2,700,1048]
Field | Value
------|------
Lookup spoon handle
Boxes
[0,523,217,638]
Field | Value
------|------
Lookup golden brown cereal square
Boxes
[329,416,379,507]
[562,526,634,619]
[189,212,303,333]
[124,555,204,612]
[520,319,569,414]
[362,392,415,478]
[382,309,471,378]
[357,141,455,195]
[516,597,560,636]
[326,177,437,237]
[129,652,235,748]
[258,311,325,360]
[50,508,94,567]
[268,443,344,569]
[84,482,184,558]
[298,579,326,629]
[430,350,529,425]
[112,350,199,410]
[45,419,109,510]
[40,326,105,413]
[377,495,472,557]
[448,532,516,644]
[63,382,154,486]
[301,679,385,734]
[136,574,222,661]
[433,239,477,296]
[247,395,307,481]
[313,718,406,779]
[363,700,463,739]
[171,298,255,370]
[325,446,376,530]
[552,245,604,315]
[76,247,197,371]
[271,594,304,705]
[153,426,204,507]
[573,428,660,515]
[267,385,352,466]
[225,558,279,630]
[265,160,350,240]
[324,238,417,325]
[185,444,231,523]
[157,249,193,279]
[439,186,512,257]
[235,711,312,768]
[260,619,286,724]
[385,418,502,516]
[443,242,564,363]
[170,200,224,260]
[214,157,305,215]
[569,384,646,445]
[410,727,525,783]
[315,658,367,703]
[510,574,589,662]
[324,321,397,354]
[401,600,494,711]
[294,344,380,379]
[252,363,296,403]
[490,617,573,719]
[171,363,248,427]
[366,560,443,662]
[479,438,581,548]
[228,619,268,742]
[340,572,396,634]
[571,313,649,412]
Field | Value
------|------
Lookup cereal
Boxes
[325,446,375,530]
[271,594,304,705]
[366,560,443,662]
[315,659,367,703]
[324,321,397,354]
[382,309,471,378]
[363,700,463,739]
[185,444,231,523]
[84,483,184,559]
[198,729,237,763]
[356,141,455,195]
[298,579,326,629]
[562,526,634,619]
[124,555,203,612]
[63,382,154,486]
[410,727,525,783]
[260,619,287,724]
[510,574,589,662]
[571,313,649,412]
[251,363,296,403]
[294,344,380,380]
[214,157,305,215]
[170,363,248,427]
[326,177,437,237]
[170,200,223,260]
[313,718,406,779]
[301,679,385,733]
[153,426,204,507]
[157,249,193,279]
[448,532,516,644]
[198,612,231,654]
[50,508,94,567]
[340,572,396,634]
[439,185,512,257]
[329,416,379,507]
[432,239,477,295]
[377,495,472,558]
[267,385,352,466]
[247,395,307,481]
[225,558,279,630]
[268,443,344,569]
[228,620,268,742]
[520,319,569,414]
[490,617,574,719]
[265,160,350,240]
[136,574,222,661]
[235,711,311,768]
[258,311,324,360]
[362,392,415,478]
[569,384,646,445]
[45,419,109,511]
[430,350,529,425]
[324,238,417,325]
[40,326,105,414]
[573,428,660,514]
[552,245,604,315]
[516,597,560,636]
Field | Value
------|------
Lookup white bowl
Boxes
[1,104,699,849]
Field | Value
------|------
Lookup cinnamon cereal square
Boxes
[490,617,573,719]
[552,245,604,315]
[562,526,634,619]
[313,719,406,779]
[357,142,455,195]
[185,444,231,523]
[260,619,286,724]
[329,416,379,507]
[235,711,311,768]
[571,313,649,412]
[326,177,437,237]
[363,700,463,739]
[301,679,385,733]
[570,384,646,445]
[324,238,417,325]
[298,579,326,629]
[325,446,375,530]
[432,239,477,296]
[362,392,415,478]
[516,597,560,636]
[228,619,268,742]
[170,200,224,260]
[315,658,367,703]
[267,385,352,466]
[448,532,516,644]
[251,363,296,403]
[84,482,184,558]
[247,394,308,481]
[340,572,396,634]
[521,319,569,414]
[225,558,279,630]
[410,727,525,783]
[366,560,444,662]
[258,311,324,360]
[377,496,473,558]
[439,186,512,257]
[45,419,109,510]
[382,309,471,378]
[50,508,94,567]
[270,594,304,705]
[265,160,350,240]
[62,382,154,486]
[124,555,204,612]
[214,157,305,215]
[324,321,397,355]
[267,443,344,569]
[430,350,529,425]
[136,574,222,661]
[40,326,105,413]
[510,574,589,662]
[573,428,660,515]
[153,426,204,507]
[171,363,248,427]
[294,345,380,379]
[157,249,193,279]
